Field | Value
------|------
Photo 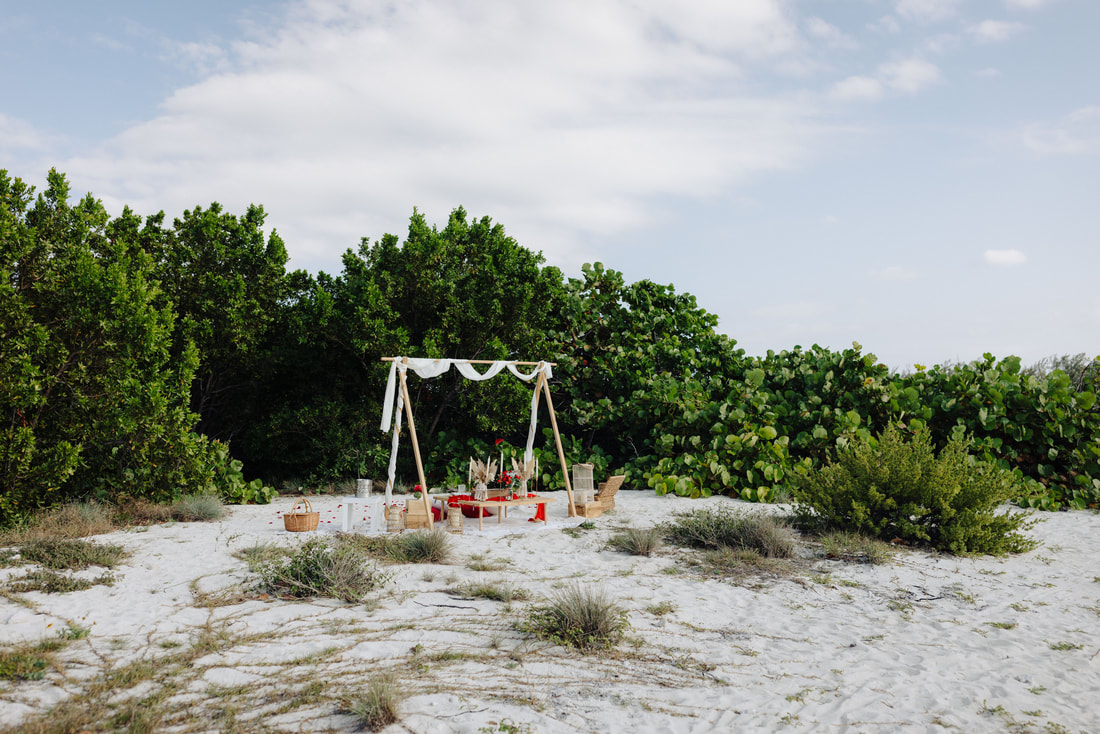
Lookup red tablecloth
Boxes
[447,493,547,521]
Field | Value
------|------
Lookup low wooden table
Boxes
[448,496,556,531]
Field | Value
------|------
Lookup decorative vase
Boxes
[474,482,488,501]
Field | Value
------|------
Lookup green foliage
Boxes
[253,537,392,602]
[5,170,1093,517]
[550,262,742,488]
[792,424,1038,555]
[19,538,126,570]
[521,584,629,652]
[662,506,795,558]
[897,355,1100,510]
[0,649,48,681]
[0,169,249,526]
[208,443,276,504]
[235,207,565,484]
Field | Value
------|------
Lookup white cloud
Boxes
[56,0,823,273]
[879,58,942,93]
[984,249,1027,266]
[895,0,962,23]
[830,57,940,100]
[161,39,230,75]
[0,113,57,156]
[868,15,902,33]
[830,75,884,101]
[1004,0,1053,9]
[805,17,858,50]
[871,266,918,281]
[969,20,1026,42]
[1021,106,1100,154]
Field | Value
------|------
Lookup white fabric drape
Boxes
[454,361,508,381]
[380,357,553,495]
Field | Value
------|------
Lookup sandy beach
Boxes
[2,491,1098,733]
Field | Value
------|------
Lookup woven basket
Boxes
[386,504,405,533]
[283,498,319,532]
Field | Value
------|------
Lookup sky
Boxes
[2,0,1097,370]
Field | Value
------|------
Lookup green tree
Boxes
[0,170,226,524]
[156,203,292,445]
[234,207,566,484]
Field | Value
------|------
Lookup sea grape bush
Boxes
[898,355,1100,510]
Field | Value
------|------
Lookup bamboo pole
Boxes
[397,359,433,527]
[538,370,576,517]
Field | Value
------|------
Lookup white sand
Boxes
[2,492,1098,732]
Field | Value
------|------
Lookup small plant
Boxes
[348,674,402,731]
[987,621,1017,630]
[386,528,453,564]
[18,539,126,570]
[792,425,1038,555]
[234,542,292,571]
[451,580,530,603]
[521,584,629,652]
[819,532,895,564]
[663,507,795,558]
[467,557,511,572]
[608,527,663,556]
[645,601,677,616]
[171,493,227,522]
[0,648,48,681]
[1047,641,1082,651]
[8,569,116,593]
[254,537,392,602]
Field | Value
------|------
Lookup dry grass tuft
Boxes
[347,674,402,731]
[0,501,115,544]
[608,527,663,556]
[522,584,629,652]
[386,528,453,564]
[664,507,795,558]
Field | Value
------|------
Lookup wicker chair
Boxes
[595,475,625,510]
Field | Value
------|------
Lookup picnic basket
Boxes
[283,498,319,532]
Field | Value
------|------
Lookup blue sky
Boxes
[2,0,1097,370]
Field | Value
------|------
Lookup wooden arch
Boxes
[382,357,577,525]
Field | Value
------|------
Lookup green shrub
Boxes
[662,506,795,558]
[608,527,663,556]
[254,537,392,602]
[792,424,1037,555]
[521,584,629,652]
